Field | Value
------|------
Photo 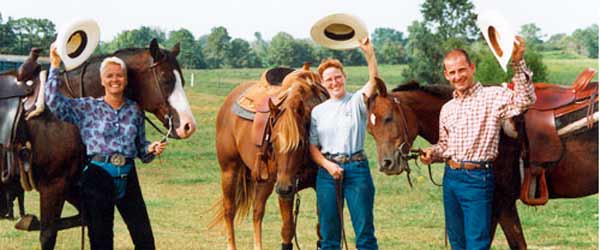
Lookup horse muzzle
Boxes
[378,150,409,175]
[275,183,295,200]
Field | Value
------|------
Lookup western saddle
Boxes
[513,68,598,205]
[232,67,295,181]
[0,68,44,192]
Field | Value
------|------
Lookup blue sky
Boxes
[3,0,598,41]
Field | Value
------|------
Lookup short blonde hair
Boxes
[317,58,346,78]
[100,56,127,75]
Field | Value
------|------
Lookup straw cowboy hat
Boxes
[310,13,368,50]
[477,10,517,72]
[55,19,100,71]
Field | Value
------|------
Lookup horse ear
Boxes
[268,98,278,117]
[172,42,181,57]
[374,77,387,97]
[302,62,311,71]
[149,38,163,61]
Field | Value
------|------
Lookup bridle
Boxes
[377,96,442,187]
[143,56,176,140]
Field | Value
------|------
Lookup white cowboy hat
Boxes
[55,19,100,71]
[477,10,517,72]
[310,13,368,50]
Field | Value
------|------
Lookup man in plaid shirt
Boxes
[420,35,535,250]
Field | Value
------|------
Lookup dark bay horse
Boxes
[5,38,196,249]
[213,67,328,250]
[365,79,598,249]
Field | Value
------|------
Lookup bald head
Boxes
[444,49,472,70]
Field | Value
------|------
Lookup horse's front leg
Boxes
[278,196,294,250]
[253,181,275,250]
[38,178,67,250]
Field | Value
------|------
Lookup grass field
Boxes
[0,58,598,249]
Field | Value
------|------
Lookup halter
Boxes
[143,56,176,139]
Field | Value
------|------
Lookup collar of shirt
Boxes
[453,82,483,100]
[95,96,134,111]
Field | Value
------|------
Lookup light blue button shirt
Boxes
[309,91,367,155]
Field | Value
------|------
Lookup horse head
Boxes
[366,78,419,175]
[270,68,328,200]
[119,39,196,139]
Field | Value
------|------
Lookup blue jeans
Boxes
[443,164,494,250]
[316,160,378,250]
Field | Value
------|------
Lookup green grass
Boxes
[0,58,597,249]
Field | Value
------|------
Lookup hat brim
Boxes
[310,13,368,50]
[477,11,515,72]
[56,19,100,71]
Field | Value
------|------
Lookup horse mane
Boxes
[391,80,454,100]
[274,70,324,153]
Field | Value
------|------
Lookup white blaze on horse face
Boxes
[168,70,196,138]
[370,113,376,126]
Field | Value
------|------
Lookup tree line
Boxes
[0,0,597,84]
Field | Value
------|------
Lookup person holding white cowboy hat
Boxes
[309,13,380,250]
[46,35,166,249]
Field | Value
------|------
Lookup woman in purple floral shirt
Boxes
[46,46,166,250]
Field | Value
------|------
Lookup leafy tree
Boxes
[519,23,544,50]
[108,26,165,51]
[226,38,261,68]
[251,32,268,67]
[266,32,315,68]
[572,24,598,58]
[372,27,408,64]
[166,28,205,69]
[403,0,478,84]
[202,26,231,69]
[9,17,56,55]
[0,13,17,54]
[473,40,547,83]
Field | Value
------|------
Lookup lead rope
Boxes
[334,177,349,250]
[293,178,302,250]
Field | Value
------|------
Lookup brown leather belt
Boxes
[324,150,367,164]
[446,159,492,170]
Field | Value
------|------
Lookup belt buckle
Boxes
[110,154,126,167]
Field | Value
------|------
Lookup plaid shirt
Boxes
[431,60,536,161]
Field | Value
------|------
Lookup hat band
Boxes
[324,29,355,41]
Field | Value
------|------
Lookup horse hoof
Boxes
[281,242,293,250]
[14,214,40,231]
[316,240,322,250]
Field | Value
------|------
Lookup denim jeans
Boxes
[316,160,378,250]
[443,164,494,250]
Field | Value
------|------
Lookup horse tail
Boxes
[208,165,255,228]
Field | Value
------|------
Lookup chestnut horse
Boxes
[213,68,328,250]
[365,79,598,249]
[4,39,196,250]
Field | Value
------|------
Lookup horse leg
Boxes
[253,181,274,250]
[17,187,25,217]
[278,195,294,250]
[38,178,67,250]
[496,201,527,250]
[222,167,239,250]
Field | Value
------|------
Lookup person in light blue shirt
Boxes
[46,45,166,250]
[309,37,380,250]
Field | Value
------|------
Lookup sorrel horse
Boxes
[365,79,598,249]
[213,67,328,250]
[2,39,196,250]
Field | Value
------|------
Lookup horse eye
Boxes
[384,116,393,124]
